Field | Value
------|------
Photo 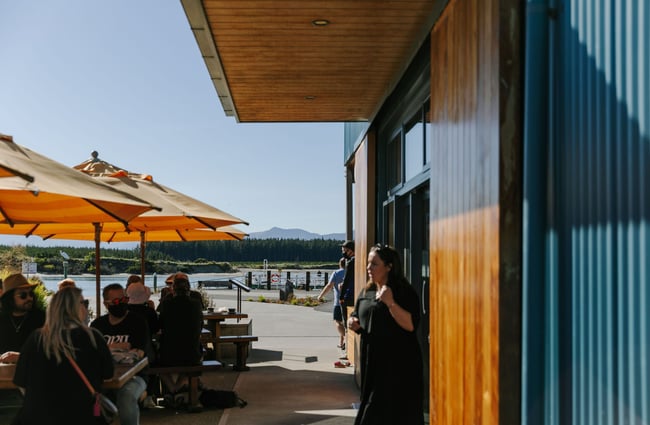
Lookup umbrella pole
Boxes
[140,231,146,283]
[94,223,102,318]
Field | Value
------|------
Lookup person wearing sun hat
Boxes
[126,281,159,336]
[156,274,176,312]
[0,273,46,363]
[157,272,205,311]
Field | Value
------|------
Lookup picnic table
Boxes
[0,357,149,391]
[202,311,249,359]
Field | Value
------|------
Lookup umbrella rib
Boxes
[226,231,245,241]
[83,198,129,227]
[0,206,14,227]
[24,224,39,237]
[192,217,217,230]
[175,229,188,242]
[0,165,35,182]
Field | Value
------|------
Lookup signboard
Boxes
[22,261,37,275]
[271,273,280,283]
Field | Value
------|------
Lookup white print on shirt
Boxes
[105,335,130,345]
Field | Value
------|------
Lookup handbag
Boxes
[66,354,119,424]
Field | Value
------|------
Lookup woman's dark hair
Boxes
[102,283,124,299]
[365,244,409,290]
[0,290,17,312]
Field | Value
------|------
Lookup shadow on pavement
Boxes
[220,365,357,425]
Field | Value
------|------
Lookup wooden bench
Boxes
[144,359,222,412]
[216,335,259,371]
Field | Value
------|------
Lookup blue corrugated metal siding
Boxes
[524,0,649,424]
[557,1,649,424]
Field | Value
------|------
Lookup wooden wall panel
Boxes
[429,0,503,423]
[347,131,376,381]
[353,130,376,295]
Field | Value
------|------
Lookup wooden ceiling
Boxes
[181,0,440,123]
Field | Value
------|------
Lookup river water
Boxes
[34,269,328,295]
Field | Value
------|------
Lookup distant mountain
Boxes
[248,227,345,241]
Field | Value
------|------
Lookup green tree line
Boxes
[146,239,344,262]
[0,239,344,275]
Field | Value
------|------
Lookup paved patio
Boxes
[141,289,359,425]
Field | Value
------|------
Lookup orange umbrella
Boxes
[74,152,249,231]
[0,135,156,226]
[0,135,159,314]
[5,152,249,314]
[42,226,248,243]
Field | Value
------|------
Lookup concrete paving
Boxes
[141,288,360,425]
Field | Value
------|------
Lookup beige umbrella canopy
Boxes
[0,135,159,315]
[12,152,249,315]
[0,134,34,182]
[0,166,32,181]
[0,135,156,226]
[72,152,248,287]
[0,152,248,243]
[74,152,249,231]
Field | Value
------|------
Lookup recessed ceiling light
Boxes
[311,19,330,27]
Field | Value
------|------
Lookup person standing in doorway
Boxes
[347,244,423,425]
[339,240,356,325]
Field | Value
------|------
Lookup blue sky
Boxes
[0,1,345,247]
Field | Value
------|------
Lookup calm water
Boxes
[33,270,328,295]
[34,272,243,295]
[33,272,243,318]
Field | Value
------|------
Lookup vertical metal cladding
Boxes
[554,1,649,424]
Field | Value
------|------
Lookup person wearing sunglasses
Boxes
[0,273,46,364]
[91,283,151,425]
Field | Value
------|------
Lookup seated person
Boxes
[157,273,204,396]
[126,275,155,309]
[157,272,205,311]
[156,274,176,312]
[126,282,159,337]
[0,274,46,364]
[91,283,151,425]
[56,278,76,291]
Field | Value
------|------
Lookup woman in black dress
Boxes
[348,244,423,425]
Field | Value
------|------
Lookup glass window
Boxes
[424,100,431,165]
[387,133,402,189]
[405,112,424,181]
